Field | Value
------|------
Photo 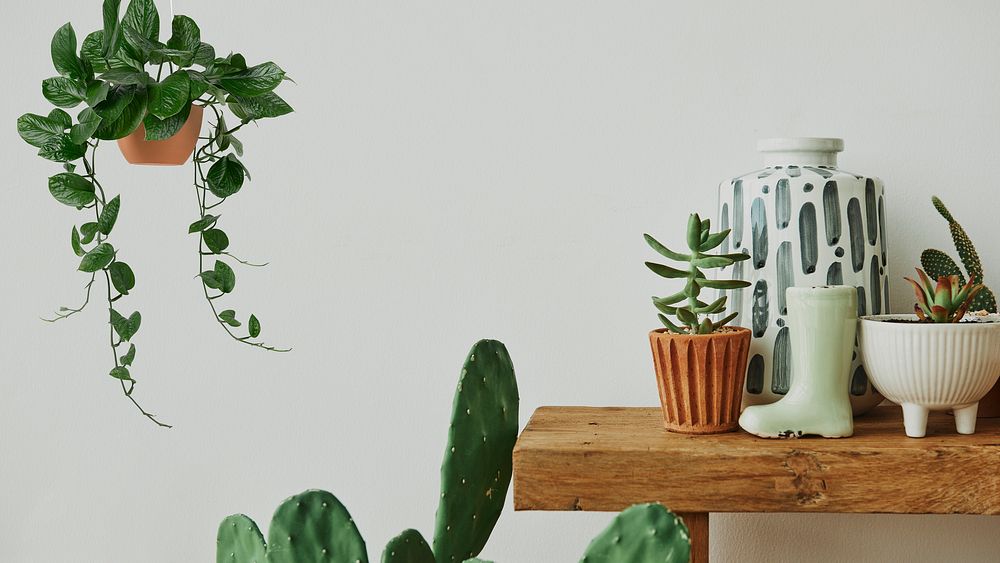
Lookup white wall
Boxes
[2,1,999,561]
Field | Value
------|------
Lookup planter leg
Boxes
[679,512,709,563]
[954,403,979,434]
[902,403,929,438]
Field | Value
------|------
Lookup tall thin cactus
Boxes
[920,196,996,312]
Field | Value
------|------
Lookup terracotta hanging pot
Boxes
[117,105,204,166]
[649,327,751,434]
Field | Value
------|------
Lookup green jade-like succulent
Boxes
[905,268,984,323]
[921,196,996,313]
[645,212,750,334]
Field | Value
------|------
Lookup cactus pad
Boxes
[580,503,690,563]
[217,514,267,563]
[432,340,519,563]
[921,249,965,283]
[382,529,435,563]
[267,490,369,563]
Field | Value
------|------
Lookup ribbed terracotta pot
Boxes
[649,327,752,434]
[117,105,204,166]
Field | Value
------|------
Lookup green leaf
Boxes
[699,229,731,252]
[49,108,72,128]
[218,309,241,327]
[48,173,95,207]
[645,261,688,279]
[697,279,751,290]
[42,77,87,108]
[214,260,236,293]
[206,154,246,198]
[110,309,141,341]
[119,343,136,366]
[80,222,99,244]
[79,243,115,272]
[686,214,703,251]
[51,23,86,80]
[143,101,191,141]
[219,62,285,97]
[71,226,85,257]
[109,261,135,295]
[17,113,66,148]
[109,366,132,380]
[122,0,159,42]
[692,256,734,268]
[81,31,109,73]
[94,87,146,140]
[38,135,87,163]
[70,108,103,144]
[98,69,151,85]
[93,84,134,121]
[188,214,219,233]
[120,24,160,63]
[229,92,293,121]
[98,195,120,235]
[187,70,210,100]
[643,234,689,261]
[86,81,111,107]
[63,162,77,173]
[148,71,190,119]
[102,0,123,56]
[166,15,200,55]
[193,42,215,66]
[676,307,697,325]
[202,228,229,253]
[248,314,260,337]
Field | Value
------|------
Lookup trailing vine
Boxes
[19,0,293,425]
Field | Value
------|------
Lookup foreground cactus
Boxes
[645,212,750,334]
[217,340,517,563]
[905,268,983,323]
[921,196,996,312]
[580,504,690,563]
[433,341,519,562]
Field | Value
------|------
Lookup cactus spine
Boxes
[433,340,518,562]
[921,196,997,312]
[579,503,690,563]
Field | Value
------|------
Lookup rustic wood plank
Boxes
[678,512,708,563]
[513,406,1000,514]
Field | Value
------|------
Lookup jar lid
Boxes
[757,138,844,153]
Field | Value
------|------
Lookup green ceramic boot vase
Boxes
[738,286,857,438]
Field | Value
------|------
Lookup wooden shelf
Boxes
[513,405,1000,562]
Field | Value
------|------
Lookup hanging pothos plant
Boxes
[17,0,293,427]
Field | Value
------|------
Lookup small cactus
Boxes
[645,212,750,334]
[382,529,435,563]
[266,490,369,563]
[905,268,983,323]
[921,196,997,312]
[579,503,690,563]
[216,515,266,563]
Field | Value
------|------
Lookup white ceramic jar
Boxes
[717,138,887,414]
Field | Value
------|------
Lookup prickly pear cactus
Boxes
[382,529,435,563]
[267,490,368,563]
[922,196,997,312]
[217,514,267,563]
[432,340,519,563]
[579,503,690,563]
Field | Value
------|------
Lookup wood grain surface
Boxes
[513,406,1000,514]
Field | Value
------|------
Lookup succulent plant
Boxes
[905,268,984,323]
[645,212,751,334]
[580,503,690,563]
[921,196,997,313]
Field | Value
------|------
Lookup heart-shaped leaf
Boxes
[218,309,240,327]
[98,195,120,235]
[109,366,132,380]
[248,314,261,338]
[143,101,191,141]
[42,76,87,108]
[109,261,135,295]
[148,71,190,119]
[122,0,159,42]
[206,154,246,198]
[71,226,85,257]
[38,135,87,163]
[51,23,86,80]
[70,108,103,144]
[102,0,122,56]
[48,173,95,207]
[167,15,200,55]
[94,87,146,140]
[17,113,67,148]
[202,228,229,253]
[219,62,285,97]
[229,92,293,122]
[119,343,136,366]
[110,309,141,341]
[214,261,235,293]
[188,214,219,233]
[80,222,100,244]
[79,243,115,272]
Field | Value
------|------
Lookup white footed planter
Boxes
[859,314,1000,437]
